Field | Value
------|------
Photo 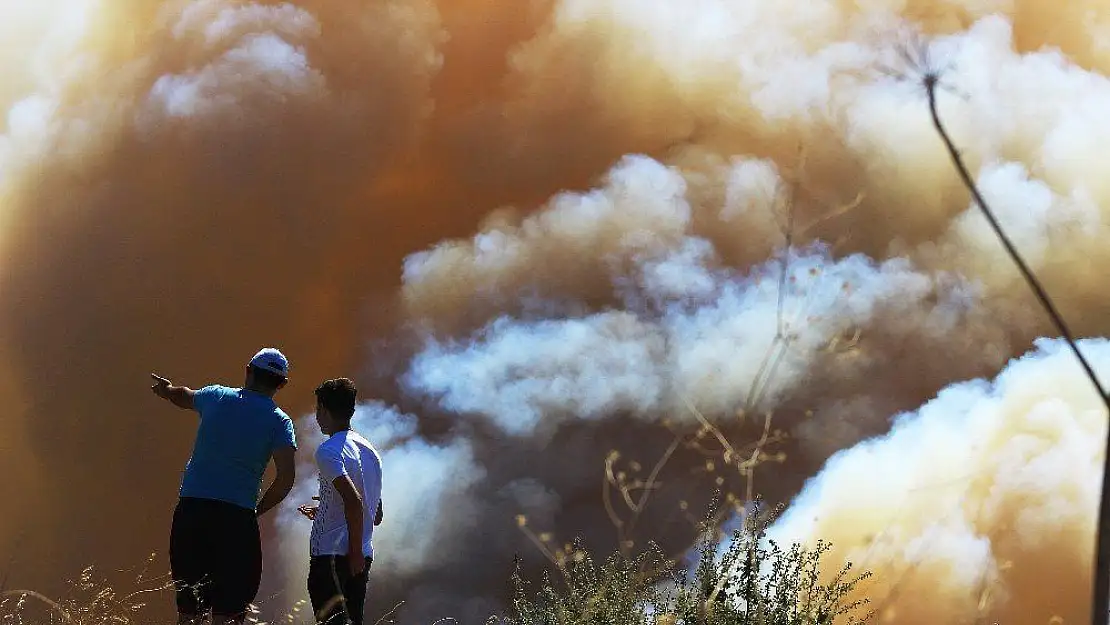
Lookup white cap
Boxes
[249,347,289,378]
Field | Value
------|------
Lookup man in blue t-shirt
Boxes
[151,348,298,625]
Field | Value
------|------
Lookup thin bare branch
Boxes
[743,412,775,503]
[896,35,1110,625]
[515,517,563,568]
[371,601,405,625]
[619,436,684,555]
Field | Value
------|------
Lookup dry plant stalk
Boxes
[0,554,328,625]
[876,31,1110,625]
[0,555,176,625]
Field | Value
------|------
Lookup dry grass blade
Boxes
[371,600,404,625]
[0,590,73,623]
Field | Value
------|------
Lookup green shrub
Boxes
[499,504,872,625]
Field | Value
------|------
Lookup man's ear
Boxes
[277,378,288,390]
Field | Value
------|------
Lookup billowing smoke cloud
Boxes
[398,154,983,441]
[767,337,1108,625]
[3,0,1110,624]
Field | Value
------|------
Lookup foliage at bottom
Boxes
[498,504,872,625]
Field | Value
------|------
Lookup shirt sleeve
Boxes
[315,443,347,482]
[275,414,297,450]
[192,385,221,415]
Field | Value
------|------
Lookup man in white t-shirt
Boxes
[297,378,383,625]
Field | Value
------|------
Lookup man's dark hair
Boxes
[249,365,286,392]
[315,378,357,421]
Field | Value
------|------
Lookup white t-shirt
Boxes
[309,430,383,558]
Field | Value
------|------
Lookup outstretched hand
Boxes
[151,373,171,399]
[149,374,196,410]
[297,496,320,520]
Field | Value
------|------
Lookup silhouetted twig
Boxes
[917,54,1110,625]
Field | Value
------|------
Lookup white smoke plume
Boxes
[766,337,1108,625]
[400,156,977,442]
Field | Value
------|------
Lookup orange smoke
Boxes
[2,1,1110,624]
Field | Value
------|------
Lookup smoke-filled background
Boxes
[2,0,1110,623]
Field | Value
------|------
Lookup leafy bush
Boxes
[498,503,872,625]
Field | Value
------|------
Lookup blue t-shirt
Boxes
[179,385,297,510]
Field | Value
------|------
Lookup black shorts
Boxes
[307,555,373,625]
[169,496,262,617]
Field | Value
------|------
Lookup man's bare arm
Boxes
[151,373,196,410]
[334,475,366,574]
[256,446,296,516]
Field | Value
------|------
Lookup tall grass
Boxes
[0,560,174,625]
[1,506,873,625]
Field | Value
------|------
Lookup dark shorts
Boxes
[169,496,262,617]
[307,555,374,625]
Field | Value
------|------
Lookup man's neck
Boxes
[326,422,353,438]
[243,385,275,398]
